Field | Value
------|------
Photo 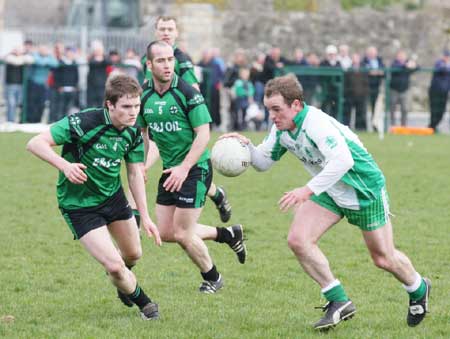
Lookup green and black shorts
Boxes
[60,188,133,239]
[157,160,212,209]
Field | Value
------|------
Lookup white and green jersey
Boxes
[250,104,385,210]
[137,74,212,169]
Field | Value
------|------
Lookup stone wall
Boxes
[148,3,449,66]
[218,3,449,109]
[170,3,222,55]
[140,0,449,109]
[4,0,448,65]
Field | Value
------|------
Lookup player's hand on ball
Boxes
[63,163,88,184]
[211,137,251,177]
[278,186,313,212]
[141,217,162,246]
[219,132,250,145]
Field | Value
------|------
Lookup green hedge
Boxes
[344,0,423,11]
[273,0,318,11]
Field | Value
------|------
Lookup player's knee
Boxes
[371,253,392,270]
[158,223,176,242]
[173,229,189,245]
[124,247,142,262]
[160,229,176,242]
[105,259,126,277]
[287,233,309,256]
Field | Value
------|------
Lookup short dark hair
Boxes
[104,74,142,106]
[155,16,177,28]
[264,73,304,106]
[146,40,171,61]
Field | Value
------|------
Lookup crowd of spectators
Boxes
[2,39,142,124]
[197,44,449,132]
[2,39,450,133]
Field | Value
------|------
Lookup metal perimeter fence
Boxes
[0,26,153,125]
[22,27,153,56]
[0,60,448,133]
[199,65,445,132]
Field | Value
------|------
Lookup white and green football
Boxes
[211,137,251,177]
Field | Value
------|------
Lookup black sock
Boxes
[210,189,223,205]
[215,227,232,243]
[201,265,220,282]
[133,209,141,228]
[127,284,151,308]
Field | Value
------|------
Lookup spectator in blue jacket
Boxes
[428,50,450,130]
[26,45,58,123]
[198,48,224,129]
[49,45,79,123]
[389,50,418,126]
[362,46,384,126]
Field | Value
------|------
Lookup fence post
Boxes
[337,68,344,123]
[384,67,391,131]
[21,65,29,123]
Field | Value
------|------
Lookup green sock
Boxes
[408,279,426,301]
[323,284,349,302]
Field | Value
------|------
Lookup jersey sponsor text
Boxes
[93,157,121,168]
[150,121,182,133]
[95,144,108,150]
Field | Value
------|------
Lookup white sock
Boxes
[403,272,422,293]
[321,279,341,294]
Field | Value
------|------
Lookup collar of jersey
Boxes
[103,108,113,124]
[103,107,129,133]
[288,103,309,138]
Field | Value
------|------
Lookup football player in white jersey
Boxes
[222,73,430,330]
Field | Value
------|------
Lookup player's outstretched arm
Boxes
[127,162,162,246]
[26,130,87,184]
[219,132,275,172]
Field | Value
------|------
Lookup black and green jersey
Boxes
[141,46,198,85]
[137,74,212,169]
[50,107,144,210]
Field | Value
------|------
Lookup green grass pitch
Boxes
[0,131,449,338]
